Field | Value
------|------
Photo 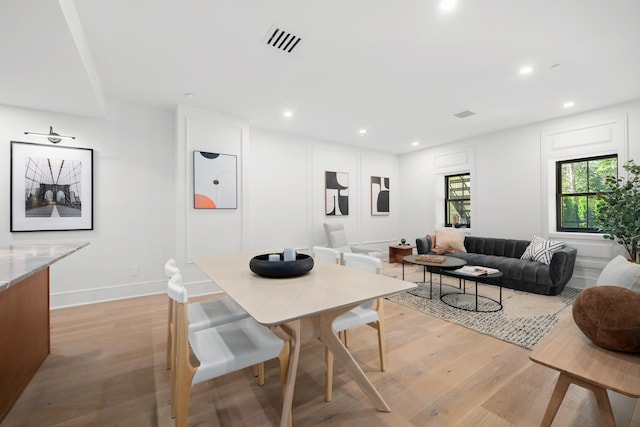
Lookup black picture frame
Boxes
[10,141,94,232]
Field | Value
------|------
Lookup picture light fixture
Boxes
[24,126,76,144]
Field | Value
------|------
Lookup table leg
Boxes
[540,372,616,427]
[475,280,478,311]
[278,321,301,427]
[540,372,571,427]
[319,315,391,412]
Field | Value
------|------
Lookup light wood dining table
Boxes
[191,252,415,427]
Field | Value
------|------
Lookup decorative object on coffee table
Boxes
[572,285,640,353]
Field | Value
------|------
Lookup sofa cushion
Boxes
[435,228,466,253]
[520,235,565,265]
[448,252,553,288]
[464,236,530,258]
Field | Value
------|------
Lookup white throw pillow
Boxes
[520,235,565,265]
[597,255,640,292]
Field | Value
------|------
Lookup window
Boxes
[556,154,617,232]
[445,173,471,227]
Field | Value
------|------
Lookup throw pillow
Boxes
[434,228,466,253]
[596,255,640,292]
[520,235,565,265]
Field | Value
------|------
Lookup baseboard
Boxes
[51,279,223,309]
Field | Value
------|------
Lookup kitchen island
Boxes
[0,242,88,422]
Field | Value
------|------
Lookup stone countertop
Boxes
[0,242,89,292]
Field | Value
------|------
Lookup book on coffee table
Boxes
[454,265,500,276]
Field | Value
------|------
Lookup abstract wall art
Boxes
[325,171,349,216]
[10,141,94,232]
[193,151,237,209]
[371,176,390,215]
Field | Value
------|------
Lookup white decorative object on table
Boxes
[283,248,296,261]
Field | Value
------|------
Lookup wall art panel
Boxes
[325,171,349,216]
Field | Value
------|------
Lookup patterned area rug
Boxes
[383,262,581,349]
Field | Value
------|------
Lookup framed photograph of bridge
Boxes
[10,141,94,232]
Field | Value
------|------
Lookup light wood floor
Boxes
[3,294,639,426]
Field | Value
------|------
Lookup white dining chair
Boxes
[164,259,250,369]
[167,273,290,426]
[325,252,386,402]
[312,246,341,265]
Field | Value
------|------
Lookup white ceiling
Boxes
[2,0,639,154]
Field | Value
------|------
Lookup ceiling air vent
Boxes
[264,26,302,53]
[454,110,475,119]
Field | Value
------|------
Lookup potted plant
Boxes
[595,159,640,263]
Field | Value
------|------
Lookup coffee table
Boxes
[440,269,503,312]
[402,254,466,299]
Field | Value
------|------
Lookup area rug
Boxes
[382,262,581,350]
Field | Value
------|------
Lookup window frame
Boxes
[555,154,617,233]
[444,172,471,228]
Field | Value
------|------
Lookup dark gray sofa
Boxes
[416,235,577,296]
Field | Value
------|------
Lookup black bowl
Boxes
[249,253,314,278]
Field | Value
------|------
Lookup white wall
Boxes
[0,101,175,307]
[173,107,401,293]
[3,98,638,307]
[400,99,640,288]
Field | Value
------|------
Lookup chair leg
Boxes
[343,330,349,347]
[325,346,334,402]
[170,351,176,418]
[258,362,265,386]
[174,362,195,427]
[166,299,173,370]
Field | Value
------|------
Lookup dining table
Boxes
[191,252,415,426]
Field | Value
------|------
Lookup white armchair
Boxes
[322,223,383,260]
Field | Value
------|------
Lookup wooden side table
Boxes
[530,316,640,427]
[388,244,415,263]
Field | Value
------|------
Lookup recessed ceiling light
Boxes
[412,141,419,146]
[439,0,457,13]
[563,101,575,108]
[184,92,194,98]
[519,66,534,75]
[550,63,563,71]
[283,110,293,118]
[359,129,367,136]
